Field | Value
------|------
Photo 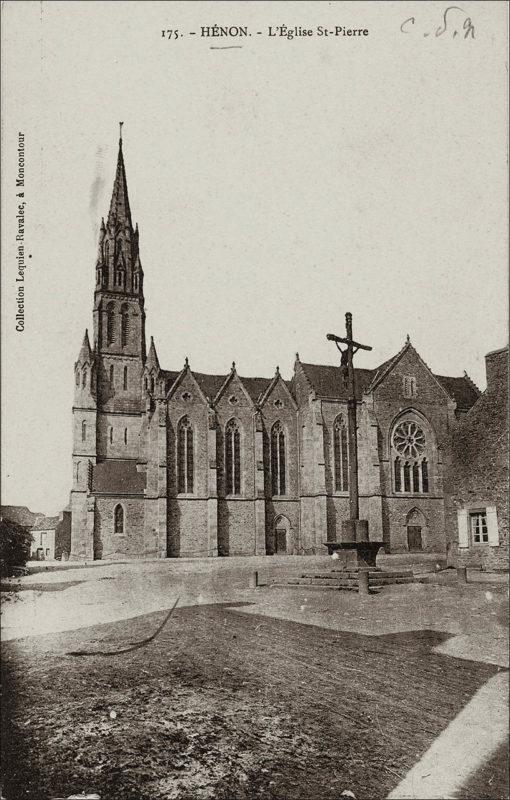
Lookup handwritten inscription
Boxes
[401,6,475,39]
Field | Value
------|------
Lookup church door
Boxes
[275,528,287,554]
[407,525,423,552]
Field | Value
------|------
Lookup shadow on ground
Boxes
[1,602,505,800]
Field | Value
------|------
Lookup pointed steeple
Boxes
[146,336,160,371]
[107,127,132,231]
[77,329,93,364]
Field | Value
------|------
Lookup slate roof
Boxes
[300,363,376,400]
[194,372,228,401]
[160,358,480,412]
[238,377,272,404]
[0,505,44,528]
[435,375,480,411]
[299,361,479,411]
[161,369,274,405]
[32,515,61,531]
[92,461,146,494]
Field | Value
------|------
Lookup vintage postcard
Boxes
[1,2,508,799]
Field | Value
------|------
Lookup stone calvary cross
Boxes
[326,314,382,572]
[327,312,372,523]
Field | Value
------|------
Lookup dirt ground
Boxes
[1,559,508,800]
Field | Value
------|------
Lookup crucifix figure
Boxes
[327,312,372,522]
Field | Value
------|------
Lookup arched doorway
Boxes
[272,515,291,555]
[406,508,426,552]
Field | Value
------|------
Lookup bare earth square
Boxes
[1,560,508,800]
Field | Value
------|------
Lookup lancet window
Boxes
[333,417,349,492]
[177,416,194,494]
[225,419,241,495]
[271,422,286,496]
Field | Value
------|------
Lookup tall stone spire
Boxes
[107,126,133,231]
[93,127,146,360]
[95,125,144,299]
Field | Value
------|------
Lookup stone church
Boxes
[70,137,481,561]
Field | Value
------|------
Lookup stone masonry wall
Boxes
[94,497,146,559]
[445,347,509,570]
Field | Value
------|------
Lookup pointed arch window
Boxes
[225,419,241,495]
[82,368,87,388]
[177,416,194,494]
[123,366,128,390]
[109,426,114,444]
[271,422,286,496]
[124,428,128,445]
[75,370,80,387]
[133,272,139,291]
[333,417,349,492]
[392,419,430,495]
[109,365,114,386]
[422,459,429,493]
[114,504,124,535]
[120,304,129,347]
[394,457,401,492]
[81,421,86,442]
[106,302,115,346]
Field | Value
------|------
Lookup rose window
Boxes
[392,421,425,460]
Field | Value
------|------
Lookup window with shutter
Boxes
[457,509,469,548]
[486,506,499,546]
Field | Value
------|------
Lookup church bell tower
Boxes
[92,126,147,413]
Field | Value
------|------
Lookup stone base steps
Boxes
[274,568,425,591]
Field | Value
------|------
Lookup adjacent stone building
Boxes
[70,136,483,561]
[445,346,509,571]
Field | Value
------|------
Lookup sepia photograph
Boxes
[1,2,508,799]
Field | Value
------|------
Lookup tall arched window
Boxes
[106,302,115,345]
[225,419,241,495]
[134,272,139,291]
[75,370,80,386]
[177,416,194,493]
[392,419,430,495]
[82,368,87,388]
[109,426,114,444]
[271,422,286,496]
[333,417,349,492]
[120,304,129,347]
[81,421,86,442]
[109,365,114,386]
[114,504,124,534]
[124,428,128,445]
[123,365,128,390]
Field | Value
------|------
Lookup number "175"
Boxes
[161,29,180,40]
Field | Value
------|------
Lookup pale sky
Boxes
[1,1,508,515]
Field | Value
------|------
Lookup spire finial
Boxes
[295,352,300,362]
[406,333,410,344]
[119,121,124,143]
[275,365,280,376]
[231,361,236,372]
[184,356,189,368]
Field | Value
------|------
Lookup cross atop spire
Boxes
[107,128,132,231]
